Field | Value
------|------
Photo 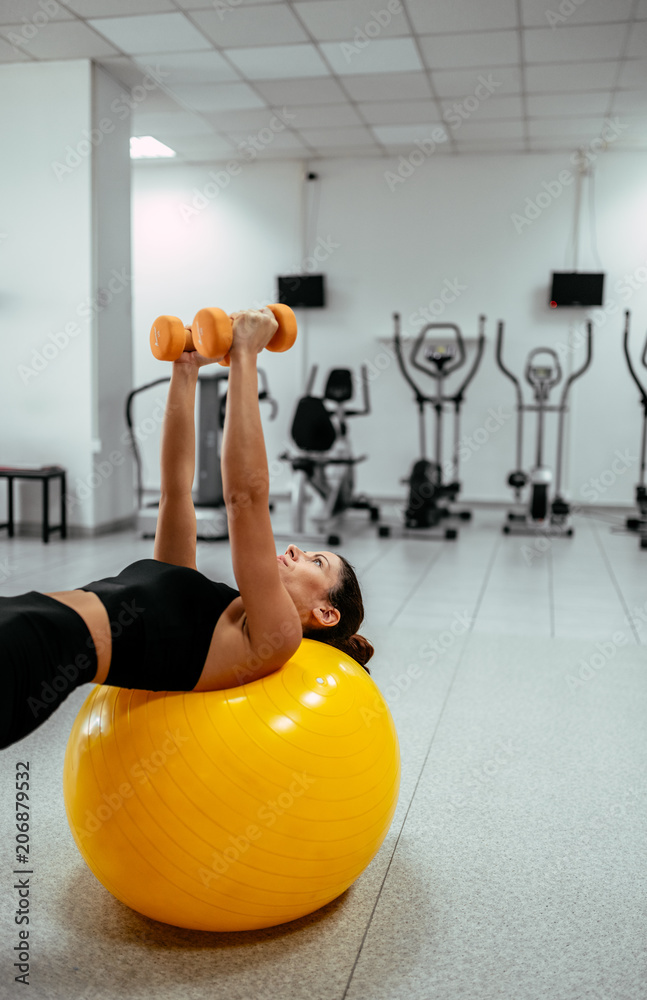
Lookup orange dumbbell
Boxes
[149,304,297,365]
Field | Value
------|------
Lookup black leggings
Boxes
[0,592,98,751]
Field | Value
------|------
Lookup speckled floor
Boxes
[0,507,645,1000]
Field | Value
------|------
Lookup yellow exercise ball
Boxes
[63,639,400,932]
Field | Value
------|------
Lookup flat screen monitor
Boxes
[549,272,604,307]
[277,274,326,309]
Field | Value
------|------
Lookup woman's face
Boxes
[277,545,343,628]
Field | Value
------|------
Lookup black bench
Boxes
[0,466,67,543]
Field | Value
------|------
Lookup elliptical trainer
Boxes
[278,365,379,546]
[622,309,647,549]
[495,320,592,536]
[379,312,485,541]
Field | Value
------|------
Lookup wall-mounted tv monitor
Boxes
[277,274,326,309]
[549,272,604,307]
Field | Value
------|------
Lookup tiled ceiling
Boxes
[1,0,646,160]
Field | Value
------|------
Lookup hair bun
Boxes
[346,633,375,669]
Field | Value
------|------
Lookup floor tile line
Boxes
[590,519,642,645]
[548,545,555,640]
[340,536,501,999]
[387,545,445,628]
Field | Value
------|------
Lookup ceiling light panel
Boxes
[225,43,330,79]
[87,13,212,54]
[406,0,518,34]
[293,0,409,42]
[420,30,520,70]
[319,37,423,75]
[191,4,308,46]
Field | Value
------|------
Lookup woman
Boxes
[1,308,373,751]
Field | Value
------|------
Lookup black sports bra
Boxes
[78,559,240,691]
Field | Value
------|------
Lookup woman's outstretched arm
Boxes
[222,310,301,671]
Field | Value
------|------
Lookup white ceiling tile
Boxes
[307,145,382,158]
[371,123,449,145]
[521,0,634,27]
[319,37,423,75]
[133,51,240,84]
[339,71,432,101]
[527,93,612,117]
[527,117,606,138]
[440,94,524,119]
[293,0,408,42]
[407,0,518,34]
[223,128,307,149]
[524,23,627,62]
[420,30,520,70]
[298,125,376,146]
[359,100,438,125]
[65,0,176,15]
[225,43,330,79]
[0,0,74,24]
[287,103,362,127]
[133,110,214,136]
[167,81,266,110]
[175,0,284,6]
[203,107,282,130]
[453,119,524,138]
[627,20,647,58]
[432,66,522,97]
[253,77,346,103]
[612,90,647,115]
[87,13,212,54]
[0,36,30,60]
[0,20,119,59]
[191,5,308,47]
[617,58,647,88]
[453,140,526,153]
[526,60,618,92]
[164,134,235,160]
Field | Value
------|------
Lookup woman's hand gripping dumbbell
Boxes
[149,304,297,366]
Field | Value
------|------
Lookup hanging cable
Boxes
[587,162,603,270]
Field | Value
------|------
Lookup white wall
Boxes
[133,150,647,511]
[0,59,132,534]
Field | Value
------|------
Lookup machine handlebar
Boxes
[623,310,647,406]
[394,312,485,404]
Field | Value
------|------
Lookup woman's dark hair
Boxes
[303,555,374,673]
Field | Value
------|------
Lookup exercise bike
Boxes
[622,309,647,550]
[379,312,485,540]
[126,368,277,540]
[495,320,592,536]
[278,365,379,546]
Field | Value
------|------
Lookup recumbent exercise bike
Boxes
[279,366,379,546]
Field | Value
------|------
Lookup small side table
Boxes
[0,466,67,543]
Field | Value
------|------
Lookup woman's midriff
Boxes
[43,591,112,685]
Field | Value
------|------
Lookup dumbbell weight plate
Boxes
[192,307,234,361]
[150,315,189,362]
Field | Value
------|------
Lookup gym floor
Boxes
[0,504,645,1000]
